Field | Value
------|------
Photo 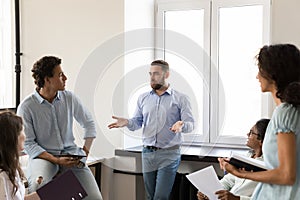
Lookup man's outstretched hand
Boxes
[108,116,129,129]
[170,121,184,133]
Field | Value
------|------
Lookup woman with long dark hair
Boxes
[219,44,300,199]
[0,111,39,200]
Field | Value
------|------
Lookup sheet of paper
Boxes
[186,165,223,200]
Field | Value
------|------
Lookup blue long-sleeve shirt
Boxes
[17,90,96,159]
[127,87,194,148]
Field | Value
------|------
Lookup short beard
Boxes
[151,83,163,90]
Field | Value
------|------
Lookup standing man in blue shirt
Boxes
[108,60,195,200]
[17,56,102,200]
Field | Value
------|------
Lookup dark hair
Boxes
[151,60,169,72]
[254,118,270,142]
[0,111,24,196]
[32,56,62,90]
[257,44,300,106]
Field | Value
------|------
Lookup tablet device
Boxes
[55,154,87,159]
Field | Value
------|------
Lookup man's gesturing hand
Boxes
[108,116,129,129]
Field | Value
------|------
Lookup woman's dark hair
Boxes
[0,111,25,196]
[257,44,300,106]
[255,118,270,142]
[31,56,61,90]
[151,60,169,72]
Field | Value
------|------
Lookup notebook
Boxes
[36,169,88,200]
[227,152,267,172]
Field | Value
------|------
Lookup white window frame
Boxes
[155,0,211,58]
[156,0,272,146]
[156,0,211,144]
[210,0,271,145]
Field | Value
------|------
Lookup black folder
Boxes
[36,169,88,200]
[228,152,267,172]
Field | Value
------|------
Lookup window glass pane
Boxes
[218,5,264,136]
[165,10,204,46]
[164,10,205,136]
[0,0,14,108]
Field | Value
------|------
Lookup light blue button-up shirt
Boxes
[17,90,96,159]
[127,87,194,148]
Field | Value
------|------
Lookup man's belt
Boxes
[144,145,180,151]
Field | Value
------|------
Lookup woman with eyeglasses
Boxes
[219,44,300,200]
[0,111,40,200]
[197,118,270,200]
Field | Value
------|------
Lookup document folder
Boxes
[36,169,88,200]
[228,152,267,172]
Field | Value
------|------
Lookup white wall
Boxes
[271,0,300,47]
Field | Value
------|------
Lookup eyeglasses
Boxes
[247,130,260,137]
